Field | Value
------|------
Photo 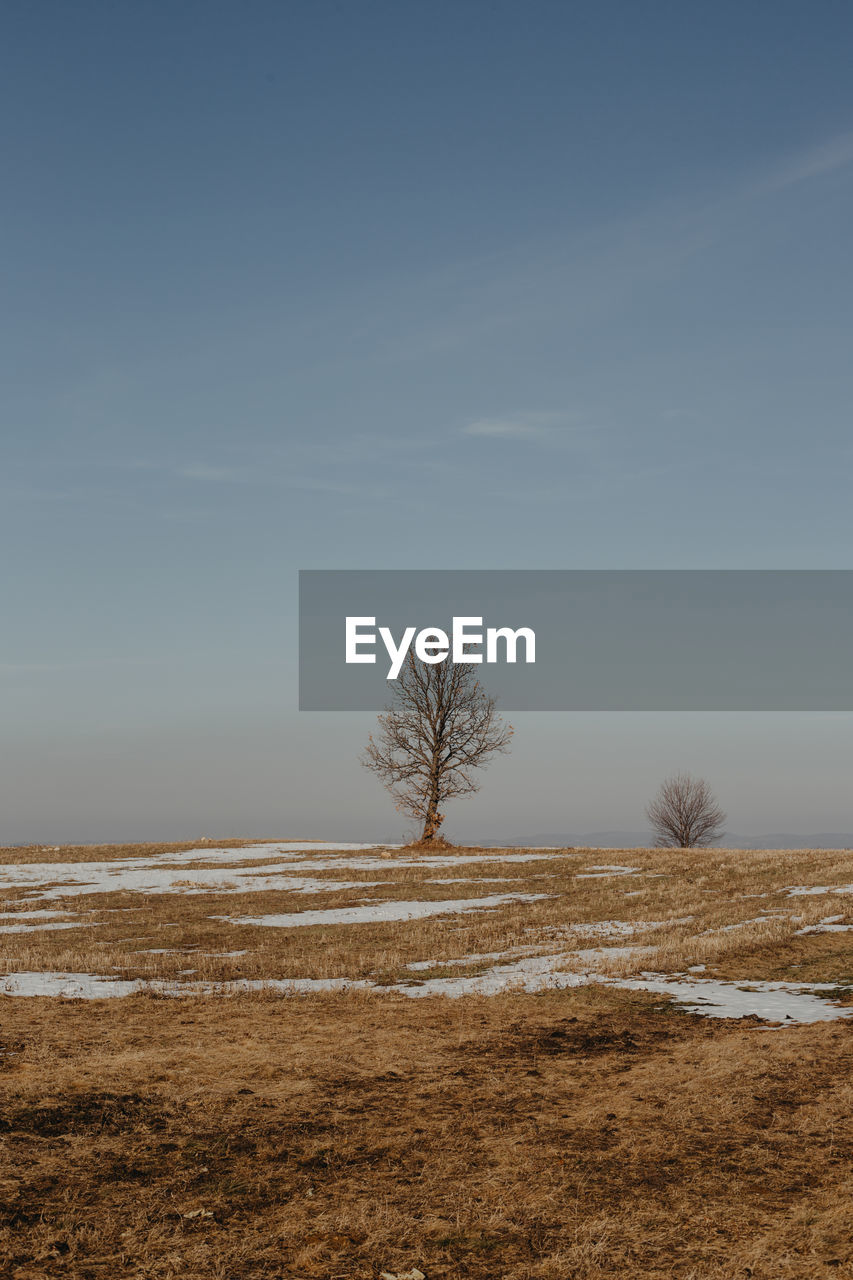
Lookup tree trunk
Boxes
[420,771,443,841]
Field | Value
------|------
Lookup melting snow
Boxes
[0,909,70,920]
[568,917,690,939]
[576,865,639,879]
[397,954,588,997]
[0,971,372,998]
[1,972,144,998]
[613,975,851,1023]
[795,915,853,934]
[407,945,538,970]
[423,876,547,884]
[569,945,657,966]
[0,842,563,902]
[2,840,849,1024]
[0,865,387,902]
[567,920,641,938]
[700,914,788,935]
[2,963,847,1023]
[215,893,552,930]
[785,884,853,897]
[0,921,100,935]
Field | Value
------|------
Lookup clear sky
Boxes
[3,1,853,844]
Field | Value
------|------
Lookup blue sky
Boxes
[3,1,853,843]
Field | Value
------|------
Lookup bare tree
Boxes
[646,773,726,848]
[361,653,513,844]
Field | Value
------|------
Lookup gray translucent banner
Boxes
[298,570,853,710]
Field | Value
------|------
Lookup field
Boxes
[1,839,852,1278]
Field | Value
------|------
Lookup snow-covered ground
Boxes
[1,840,850,1024]
[575,865,639,879]
[612,975,851,1023]
[785,883,853,897]
[795,914,853,934]
[0,843,391,900]
[216,892,553,930]
[0,921,100,934]
[0,842,566,901]
[1,960,849,1024]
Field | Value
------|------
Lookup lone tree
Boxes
[362,653,513,844]
[646,772,726,848]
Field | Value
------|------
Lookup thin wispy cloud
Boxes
[108,459,257,484]
[666,126,853,256]
[461,409,580,441]
[177,464,255,484]
[101,454,397,500]
[465,126,853,333]
[762,130,853,195]
[460,415,600,451]
[463,418,549,440]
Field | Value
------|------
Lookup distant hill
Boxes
[479,830,853,850]
[481,830,654,849]
[722,832,853,850]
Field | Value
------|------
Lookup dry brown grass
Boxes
[1,987,851,1278]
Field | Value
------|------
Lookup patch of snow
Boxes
[567,918,684,939]
[396,954,589,998]
[795,915,853,934]
[569,920,641,938]
[0,863,386,901]
[576,865,639,879]
[215,893,553,930]
[1,964,848,1023]
[247,850,560,874]
[700,914,789,935]
[532,917,691,942]
[588,865,640,873]
[785,884,853,897]
[131,948,181,955]
[404,921,684,972]
[569,945,657,966]
[0,970,370,998]
[0,921,100,934]
[0,909,70,920]
[406,945,539,971]
[423,876,547,884]
[0,843,565,902]
[1,972,143,998]
[612,975,852,1024]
